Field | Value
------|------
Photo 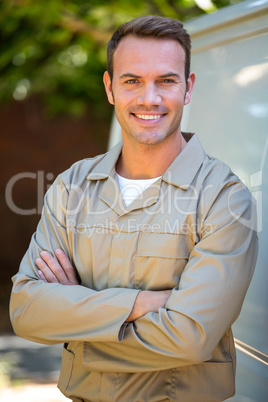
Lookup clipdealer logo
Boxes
[5,171,55,215]
[4,169,262,232]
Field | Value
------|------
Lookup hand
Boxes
[36,249,79,285]
[126,289,172,322]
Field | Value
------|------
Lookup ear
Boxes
[184,72,196,105]
[103,71,114,105]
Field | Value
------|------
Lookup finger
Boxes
[36,257,59,283]
[39,251,69,284]
[37,269,47,282]
[55,249,79,284]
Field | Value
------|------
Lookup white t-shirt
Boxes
[117,173,161,208]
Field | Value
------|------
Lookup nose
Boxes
[137,83,162,107]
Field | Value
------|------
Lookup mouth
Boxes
[131,113,166,122]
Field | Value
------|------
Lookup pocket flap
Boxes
[137,232,192,259]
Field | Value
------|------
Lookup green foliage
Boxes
[0,0,243,117]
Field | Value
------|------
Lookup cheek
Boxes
[174,92,186,107]
[114,91,136,110]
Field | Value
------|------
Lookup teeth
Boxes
[135,114,162,120]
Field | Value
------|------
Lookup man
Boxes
[10,16,258,402]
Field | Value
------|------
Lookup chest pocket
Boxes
[134,232,193,290]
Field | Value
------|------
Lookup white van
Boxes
[108,1,268,400]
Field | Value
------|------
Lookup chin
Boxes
[133,132,167,146]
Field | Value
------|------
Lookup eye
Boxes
[125,79,139,84]
[161,78,175,84]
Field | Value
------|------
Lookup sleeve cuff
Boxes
[117,289,141,342]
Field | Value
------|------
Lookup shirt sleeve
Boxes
[80,182,258,372]
[10,175,140,345]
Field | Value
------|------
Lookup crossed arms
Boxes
[36,249,172,323]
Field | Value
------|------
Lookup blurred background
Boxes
[0,0,250,400]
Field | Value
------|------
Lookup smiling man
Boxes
[10,16,258,402]
[103,34,195,180]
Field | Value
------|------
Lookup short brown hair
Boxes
[107,15,191,83]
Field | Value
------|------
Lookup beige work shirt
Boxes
[10,133,258,401]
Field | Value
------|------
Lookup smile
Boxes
[134,114,164,120]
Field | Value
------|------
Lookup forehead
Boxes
[113,35,185,77]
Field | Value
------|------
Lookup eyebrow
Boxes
[159,72,181,79]
[119,72,181,80]
[119,73,141,79]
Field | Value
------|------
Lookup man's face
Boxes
[104,35,195,147]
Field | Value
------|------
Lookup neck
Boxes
[116,133,187,179]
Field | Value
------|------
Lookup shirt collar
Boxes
[162,133,206,190]
[87,141,122,180]
[87,133,206,191]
